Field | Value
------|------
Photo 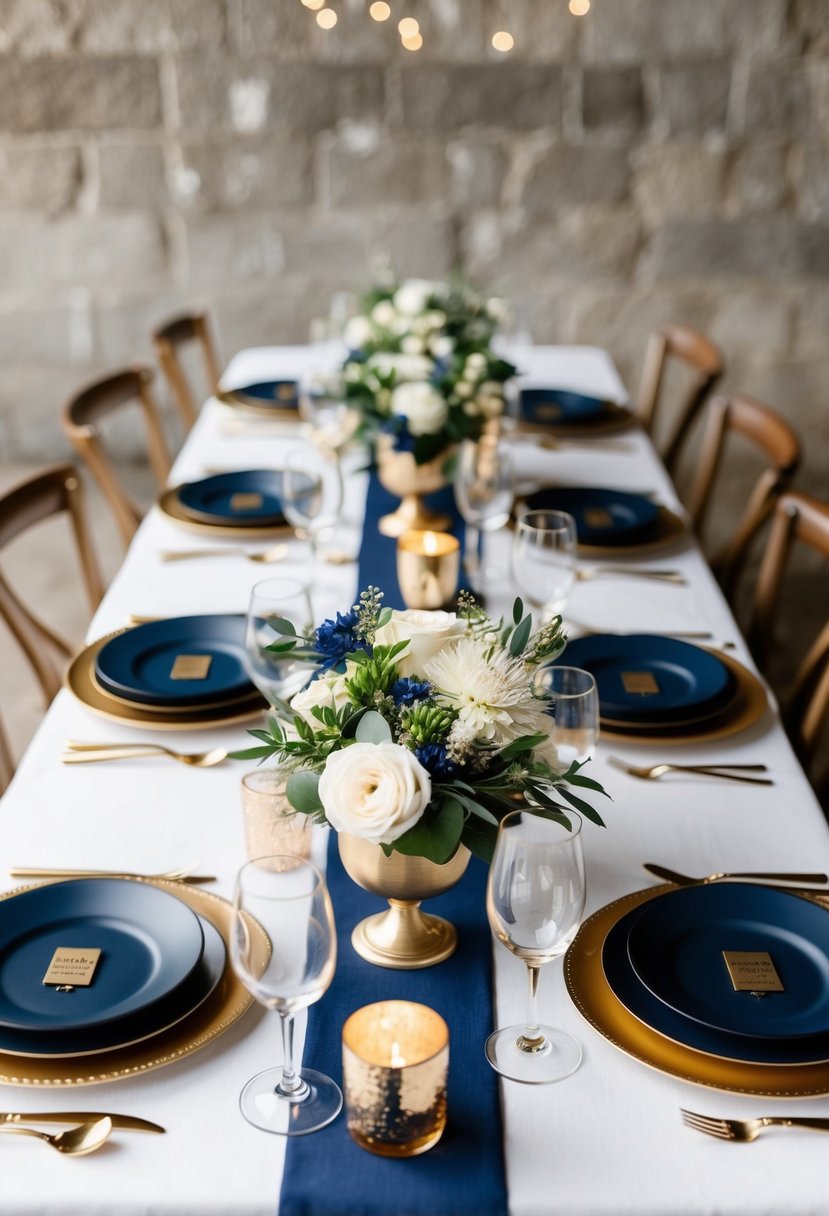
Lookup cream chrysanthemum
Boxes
[423,636,553,748]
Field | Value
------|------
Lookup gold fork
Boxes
[608,757,773,786]
[681,1108,829,1142]
[62,742,228,768]
[159,545,288,564]
[576,567,686,584]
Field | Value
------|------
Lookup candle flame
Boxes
[423,531,439,556]
[391,1039,407,1068]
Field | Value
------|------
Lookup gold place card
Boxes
[584,508,614,528]
[170,654,213,681]
[229,492,264,511]
[621,670,660,696]
[276,384,297,401]
[43,947,101,988]
[532,402,563,420]
[723,950,784,992]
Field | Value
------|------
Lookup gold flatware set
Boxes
[159,544,288,564]
[681,1108,829,1142]
[61,740,228,768]
[0,1116,113,1156]
[10,864,216,884]
[609,756,773,785]
[643,863,828,888]
[576,566,686,584]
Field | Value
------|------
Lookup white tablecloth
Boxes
[1,346,826,1215]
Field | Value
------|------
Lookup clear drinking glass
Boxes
[245,577,314,708]
[281,445,344,567]
[511,509,577,619]
[231,856,341,1135]
[486,809,585,1084]
[454,437,514,587]
[531,666,599,767]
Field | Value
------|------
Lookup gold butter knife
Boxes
[0,1112,164,1133]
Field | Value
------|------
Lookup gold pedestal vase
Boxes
[338,834,471,970]
[375,434,453,538]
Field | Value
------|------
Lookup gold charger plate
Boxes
[598,650,768,746]
[65,631,267,731]
[565,884,829,1096]
[217,386,301,419]
[158,486,294,541]
[513,500,687,557]
[0,879,268,1086]
[512,401,638,439]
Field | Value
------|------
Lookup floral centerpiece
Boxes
[234,588,606,867]
[342,279,515,466]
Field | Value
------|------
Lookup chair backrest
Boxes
[0,464,104,707]
[748,491,829,785]
[152,310,221,433]
[0,710,13,797]
[636,323,724,473]
[61,365,171,548]
[685,395,801,599]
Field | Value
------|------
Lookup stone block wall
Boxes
[0,0,827,515]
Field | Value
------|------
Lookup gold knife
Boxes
[644,863,829,891]
[9,867,216,884]
[0,1111,164,1133]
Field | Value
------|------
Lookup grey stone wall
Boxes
[0,0,827,511]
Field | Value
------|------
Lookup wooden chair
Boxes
[61,365,171,549]
[152,310,222,433]
[684,395,800,601]
[0,465,104,779]
[0,712,13,797]
[748,491,829,800]
[636,323,724,473]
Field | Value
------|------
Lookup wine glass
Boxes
[231,856,342,1135]
[281,445,344,568]
[511,509,577,620]
[245,577,314,708]
[454,437,514,587]
[531,666,599,768]
[486,809,585,1084]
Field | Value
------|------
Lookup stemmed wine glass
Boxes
[281,445,344,569]
[231,856,342,1135]
[531,666,599,768]
[245,577,314,709]
[453,437,514,588]
[486,809,585,1083]
[511,509,577,620]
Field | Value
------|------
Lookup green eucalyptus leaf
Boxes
[266,616,297,636]
[509,614,533,656]
[512,597,524,625]
[286,770,323,814]
[355,710,393,744]
[391,799,464,864]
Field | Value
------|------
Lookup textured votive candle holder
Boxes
[342,1000,449,1157]
[240,769,312,866]
[396,530,460,609]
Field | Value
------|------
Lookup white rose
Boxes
[343,315,375,350]
[319,742,431,844]
[375,609,466,677]
[371,299,398,328]
[466,353,487,372]
[290,672,351,726]
[487,296,508,323]
[394,279,438,316]
[369,351,434,382]
[454,380,473,399]
[431,335,454,359]
[390,380,448,436]
[401,335,425,354]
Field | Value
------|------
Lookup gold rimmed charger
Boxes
[65,631,267,731]
[217,386,301,419]
[158,486,294,541]
[598,650,768,746]
[512,401,638,439]
[565,885,829,1097]
[0,879,268,1087]
[576,506,687,557]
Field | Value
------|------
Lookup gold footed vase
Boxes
[375,434,453,538]
[338,834,471,970]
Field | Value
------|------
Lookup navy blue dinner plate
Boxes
[603,898,829,1064]
[0,880,204,1035]
[522,487,661,546]
[561,634,736,726]
[177,470,286,527]
[223,380,299,410]
[627,884,829,1041]
[0,913,226,1057]
[95,614,254,709]
[519,387,610,426]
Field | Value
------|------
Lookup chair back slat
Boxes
[152,311,221,433]
[636,323,724,473]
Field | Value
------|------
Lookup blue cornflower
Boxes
[313,611,369,670]
[415,743,459,780]
[391,678,432,707]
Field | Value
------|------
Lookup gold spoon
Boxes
[62,743,228,768]
[0,1116,112,1156]
[159,545,288,564]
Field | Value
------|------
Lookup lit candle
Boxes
[342,1001,449,1157]
[396,529,461,609]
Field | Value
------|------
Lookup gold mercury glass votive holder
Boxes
[240,769,312,867]
[396,530,460,610]
[342,1000,450,1157]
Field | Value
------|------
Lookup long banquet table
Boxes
[1,345,828,1215]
